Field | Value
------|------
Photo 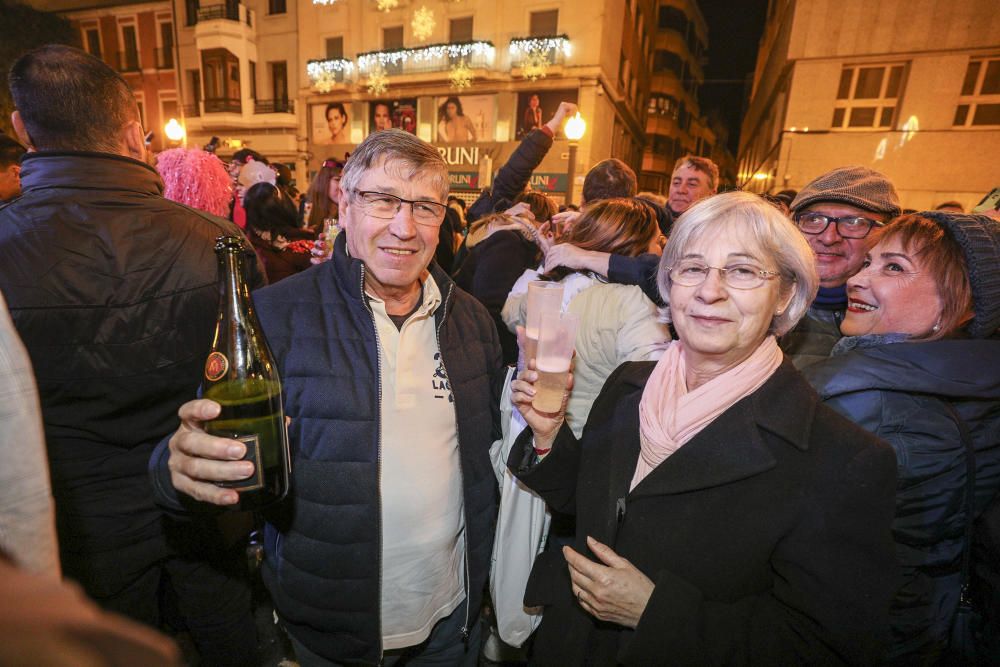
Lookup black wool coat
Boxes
[509,359,900,666]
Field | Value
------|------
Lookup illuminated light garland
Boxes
[520,52,550,81]
[508,34,572,58]
[375,0,398,12]
[312,0,337,5]
[306,58,355,91]
[366,66,389,95]
[411,6,435,42]
[357,40,494,72]
[449,59,473,89]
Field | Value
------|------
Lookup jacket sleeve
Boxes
[621,439,899,666]
[607,254,662,306]
[466,128,554,224]
[506,421,581,515]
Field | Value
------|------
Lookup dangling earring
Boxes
[931,319,941,333]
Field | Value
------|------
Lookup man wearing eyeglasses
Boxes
[781,166,902,368]
[152,129,504,665]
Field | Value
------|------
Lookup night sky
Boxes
[696,0,770,154]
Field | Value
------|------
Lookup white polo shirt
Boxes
[367,273,466,650]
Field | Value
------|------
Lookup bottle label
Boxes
[205,352,229,382]
[216,434,264,492]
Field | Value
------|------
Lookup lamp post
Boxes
[164,118,186,147]
[563,112,586,207]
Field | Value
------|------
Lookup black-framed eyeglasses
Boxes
[349,190,447,226]
[668,261,781,290]
[794,212,884,239]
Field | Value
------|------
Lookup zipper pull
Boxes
[616,497,626,526]
[460,625,470,642]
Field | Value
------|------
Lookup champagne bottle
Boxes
[203,236,291,511]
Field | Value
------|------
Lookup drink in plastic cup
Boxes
[525,281,564,363]
[532,310,579,413]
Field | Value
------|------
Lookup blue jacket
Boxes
[152,234,503,663]
[804,336,1000,662]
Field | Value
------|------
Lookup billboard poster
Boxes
[435,94,494,143]
[368,98,418,136]
[311,102,351,145]
[516,90,580,139]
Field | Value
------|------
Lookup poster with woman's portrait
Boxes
[368,98,417,136]
[516,90,579,139]
[311,102,351,145]
[435,94,494,143]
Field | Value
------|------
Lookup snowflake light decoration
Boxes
[449,59,473,90]
[313,70,337,92]
[366,66,389,95]
[307,58,354,91]
[521,51,550,81]
[411,6,435,42]
[376,0,398,11]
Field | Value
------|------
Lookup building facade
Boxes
[168,0,658,203]
[739,0,1000,211]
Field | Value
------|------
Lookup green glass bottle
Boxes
[203,236,291,511]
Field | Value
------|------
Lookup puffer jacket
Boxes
[780,304,843,369]
[0,151,259,564]
[152,233,504,664]
[803,336,1000,662]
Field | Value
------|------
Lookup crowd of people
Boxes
[1,43,999,667]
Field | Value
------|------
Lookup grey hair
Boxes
[340,129,449,201]
[656,191,819,336]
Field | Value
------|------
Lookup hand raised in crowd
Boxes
[564,536,655,629]
[545,102,580,134]
[167,399,255,506]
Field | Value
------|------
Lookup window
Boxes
[271,61,288,108]
[202,48,241,113]
[449,16,473,42]
[268,0,286,15]
[160,96,179,124]
[158,21,174,68]
[135,97,146,129]
[185,0,199,26]
[954,57,1000,127]
[653,50,683,79]
[383,26,404,74]
[658,6,687,34]
[529,9,558,36]
[831,64,905,129]
[84,27,102,58]
[120,23,140,71]
[249,61,257,100]
[325,36,344,59]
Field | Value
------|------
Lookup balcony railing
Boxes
[203,97,241,113]
[356,40,495,77]
[254,98,294,114]
[306,58,354,90]
[508,34,571,68]
[116,50,141,72]
[197,3,239,20]
[155,47,174,70]
[182,103,201,117]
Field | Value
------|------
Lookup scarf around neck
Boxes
[631,336,784,491]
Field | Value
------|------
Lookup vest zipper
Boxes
[433,283,472,642]
[359,264,386,664]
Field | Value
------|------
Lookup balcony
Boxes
[182,103,201,117]
[155,47,174,69]
[306,58,355,91]
[508,34,571,68]
[253,99,294,114]
[203,97,241,113]
[116,50,141,72]
[356,40,495,78]
[197,3,246,23]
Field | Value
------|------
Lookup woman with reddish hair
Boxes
[805,212,1000,663]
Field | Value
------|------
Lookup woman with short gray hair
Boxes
[507,191,900,664]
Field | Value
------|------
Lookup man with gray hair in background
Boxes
[153,128,504,665]
[0,44,258,664]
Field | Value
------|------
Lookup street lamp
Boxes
[564,112,586,206]
[164,118,186,145]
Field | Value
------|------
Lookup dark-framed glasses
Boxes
[350,190,447,226]
[794,212,883,239]
[668,261,781,290]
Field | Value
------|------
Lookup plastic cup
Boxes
[524,281,564,363]
[532,310,579,413]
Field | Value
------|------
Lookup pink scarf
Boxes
[631,336,784,491]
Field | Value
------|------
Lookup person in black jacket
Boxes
[0,45,259,665]
[152,129,505,666]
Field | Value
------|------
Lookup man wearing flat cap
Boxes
[781,166,902,368]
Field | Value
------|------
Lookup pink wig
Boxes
[156,148,234,218]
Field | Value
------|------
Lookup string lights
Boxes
[411,6,435,42]
[312,0,338,5]
[357,40,494,72]
[375,0,398,11]
[508,35,572,58]
[366,65,389,95]
[306,58,355,91]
